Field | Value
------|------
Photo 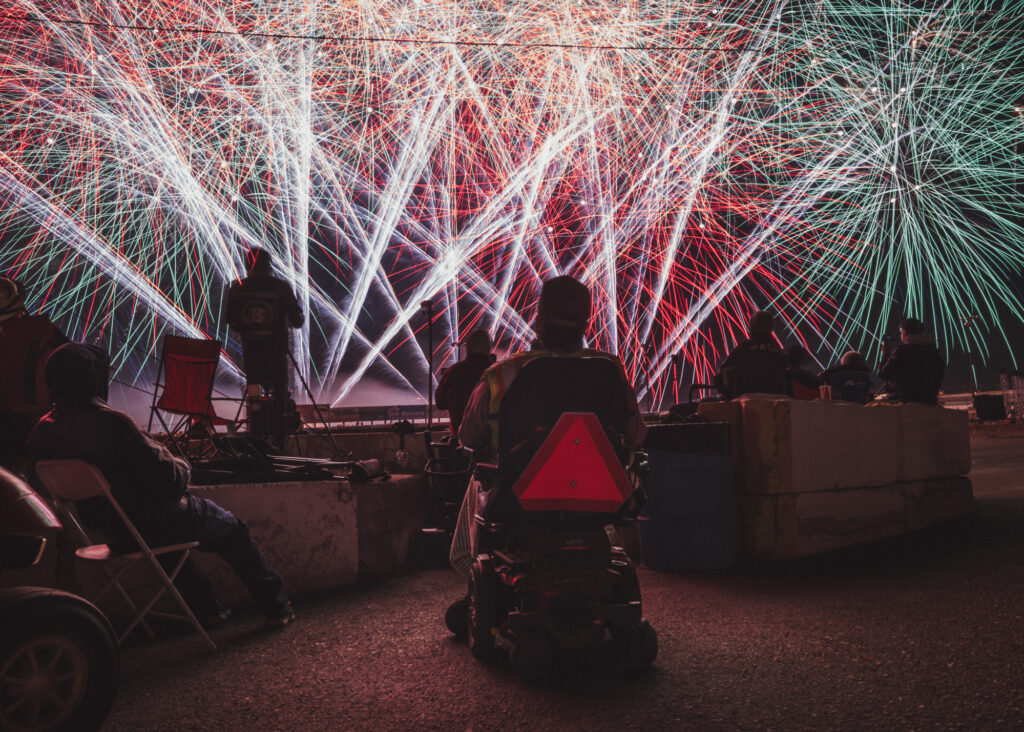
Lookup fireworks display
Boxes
[1,0,1022,408]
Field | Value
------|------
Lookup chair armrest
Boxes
[474,462,499,481]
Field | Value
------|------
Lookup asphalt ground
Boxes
[101,433,1024,731]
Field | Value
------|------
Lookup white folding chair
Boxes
[34,459,216,650]
[48,498,163,642]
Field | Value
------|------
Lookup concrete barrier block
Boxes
[902,476,975,530]
[740,494,787,558]
[742,485,905,560]
[191,479,359,604]
[790,401,901,493]
[739,398,900,495]
[898,405,971,482]
[789,484,906,557]
[737,397,790,495]
[695,398,743,427]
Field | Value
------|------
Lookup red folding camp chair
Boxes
[148,336,239,458]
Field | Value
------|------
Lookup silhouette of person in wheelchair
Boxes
[446,276,656,679]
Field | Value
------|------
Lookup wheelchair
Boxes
[444,357,658,682]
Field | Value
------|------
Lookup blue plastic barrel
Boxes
[637,423,734,571]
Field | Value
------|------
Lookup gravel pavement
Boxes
[101,433,1024,731]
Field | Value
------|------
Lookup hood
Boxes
[44,343,99,407]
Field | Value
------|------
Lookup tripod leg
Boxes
[286,349,343,457]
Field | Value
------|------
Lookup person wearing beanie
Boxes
[436,329,497,436]
[458,275,645,453]
[713,310,789,399]
[877,317,945,404]
[450,275,646,578]
[27,343,295,627]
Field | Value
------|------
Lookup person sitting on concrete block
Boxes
[713,310,790,399]
[820,351,877,404]
[786,345,820,400]
[877,318,945,405]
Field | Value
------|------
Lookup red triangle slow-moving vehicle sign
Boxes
[512,412,632,512]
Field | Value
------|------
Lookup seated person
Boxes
[877,318,945,405]
[819,351,877,404]
[451,276,646,577]
[786,345,820,400]
[26,343,295,627]
[713,311,789,399]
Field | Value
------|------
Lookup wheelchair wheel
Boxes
[510,633,553,683]
[444,597,468,640]
[468,558,496,658]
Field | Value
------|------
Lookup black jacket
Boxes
[878,336,945,405]
[436,353,495,433]
[27,399,189,545]
[226,274,304,343]
[714,336,790,399]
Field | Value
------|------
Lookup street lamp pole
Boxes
[421,299,434,428]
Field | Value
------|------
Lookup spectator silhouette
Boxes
[713,311,789,399]
[786,345,819,400]
[877,318,945,405]
[458,276,646,455]
[820,351,877,404]
[452,276,646,576]
[226,249,304,449]
[27,343,295,627]
[436,329,496,437]
[0,276,27,323]
[0,276,73,472]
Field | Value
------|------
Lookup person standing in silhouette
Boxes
[436,329,496,438]
[226,249,304,449]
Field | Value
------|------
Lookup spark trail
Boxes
[1,0,1022,408]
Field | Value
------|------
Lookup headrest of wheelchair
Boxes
[512,412,631,513]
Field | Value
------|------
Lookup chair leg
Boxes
[154,411,188,458]
[148,549,216,651]
[109,577,158,640]
[119,550,216,651]
[118,584,169,645]
[90,562,158,640]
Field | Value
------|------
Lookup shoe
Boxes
[265,603,296,628]
[199,601,232,628]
